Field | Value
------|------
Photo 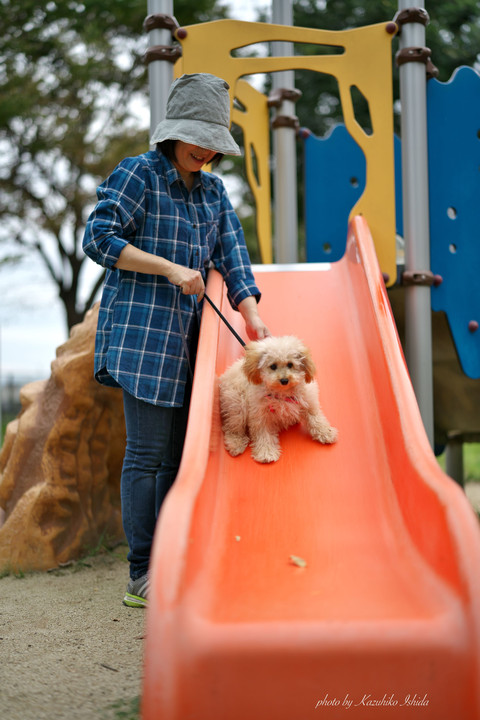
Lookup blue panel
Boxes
[393,135,403,238]
[304,125,365,263]
[303,70,480,378]
[427,66,480,378]
[304,126,403,263]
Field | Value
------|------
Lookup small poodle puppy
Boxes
[219,335,338,463]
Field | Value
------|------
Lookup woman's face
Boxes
[173,141,216,176]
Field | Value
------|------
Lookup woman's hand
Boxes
[114,245,205,300]
[166,263,205,301]
[238,296,271,341]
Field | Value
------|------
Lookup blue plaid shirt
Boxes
[83,150,260,407]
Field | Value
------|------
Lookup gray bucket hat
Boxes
[150,73,241,156]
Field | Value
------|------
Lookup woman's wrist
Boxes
[238,296,270,340]
[238,295,259,321]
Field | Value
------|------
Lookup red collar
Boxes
[265,393,299,412]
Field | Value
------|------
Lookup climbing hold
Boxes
[298,127,312,140]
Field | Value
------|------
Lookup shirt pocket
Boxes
[194,220,218,271]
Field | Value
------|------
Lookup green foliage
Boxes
[464,443,480,482]
[438,443,480,483]
[0,0,227,329]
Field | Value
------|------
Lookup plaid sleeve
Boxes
[211,180,260,310]
[83,157,146,269]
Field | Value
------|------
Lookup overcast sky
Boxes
[0,1,271,382]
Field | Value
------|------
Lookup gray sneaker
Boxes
[123,573,149,608]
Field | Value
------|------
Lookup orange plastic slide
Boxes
[143,217,480,719]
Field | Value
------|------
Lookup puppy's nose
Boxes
[280,378,289,386]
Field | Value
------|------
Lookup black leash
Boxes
[176,290,246,382]
[176,292,194,380]
[203,293,246,348]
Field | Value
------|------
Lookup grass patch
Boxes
[102,695,140,720]
[0,542,129,580]
[437,442,480,483]
[463,443,480,482]
[80,531,129,562]
[0,566,25,580]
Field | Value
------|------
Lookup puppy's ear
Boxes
[243,342,264,385]
[301,346,316,383]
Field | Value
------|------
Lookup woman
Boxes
[83,73,269,607]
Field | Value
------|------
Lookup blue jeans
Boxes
[121,382,191,580]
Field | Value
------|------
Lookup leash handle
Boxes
[176,291,195,380]
[203,293,246,348]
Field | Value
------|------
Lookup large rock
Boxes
[0,305,126,573]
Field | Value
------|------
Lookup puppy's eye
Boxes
[287,362,294,369]
[269,363,277,371]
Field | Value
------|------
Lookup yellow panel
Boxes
[173,20,397,281]
[232,81,272,264]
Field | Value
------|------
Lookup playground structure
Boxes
[142,4,480,719]
[171,15,398,282]
[304,64,480,403]
[304,66,480,458]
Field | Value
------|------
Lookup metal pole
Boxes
[397,0,434,447]
[271,0,298,263]
[147,0,174,141]
[445,433,464,486]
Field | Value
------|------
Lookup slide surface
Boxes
[143,217,480,719]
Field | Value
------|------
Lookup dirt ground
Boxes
[1,486,479,720]
[0,546,145,720]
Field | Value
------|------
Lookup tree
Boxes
[0,0,227,330]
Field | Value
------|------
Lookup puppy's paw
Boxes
[251,440,281,463]
[252,448,281,463]
[224,433,249,457]
[311,424,338,445]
